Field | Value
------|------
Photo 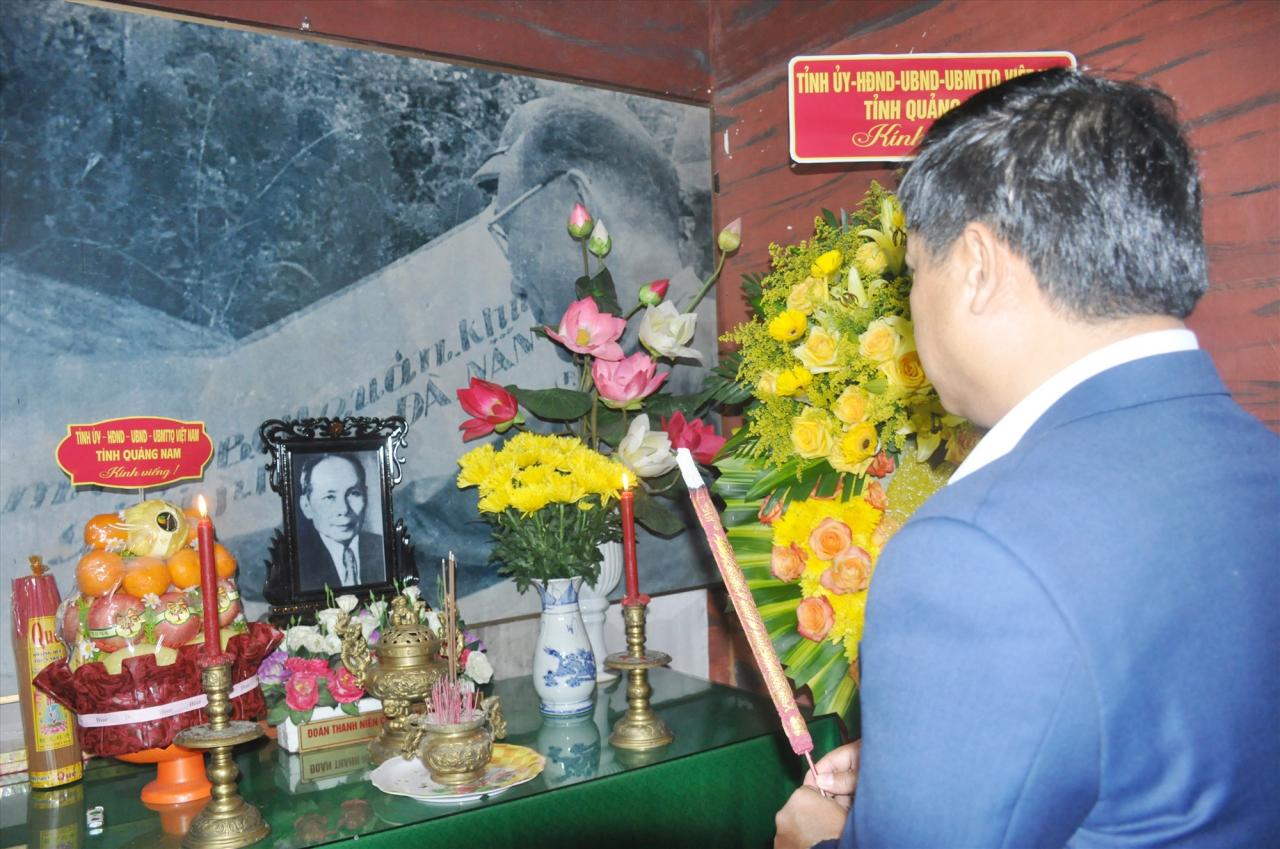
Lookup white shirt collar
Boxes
[949,328,1199,484]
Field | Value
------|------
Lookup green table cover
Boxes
[3,669,845,849]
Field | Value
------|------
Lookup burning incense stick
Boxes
[675,449,827,791]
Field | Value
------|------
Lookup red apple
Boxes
[216,578,242,628]
[59,597,83,645]
[86,592,145,652]
[151,591,201,648]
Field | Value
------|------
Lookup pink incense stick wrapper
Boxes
[675,449,814,756]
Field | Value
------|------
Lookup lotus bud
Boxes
[567,202,593,239]
[587,220,612,258]
[717,217,742,253]
[637,278,670,306]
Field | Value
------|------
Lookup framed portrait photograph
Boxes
[259,416,417,620]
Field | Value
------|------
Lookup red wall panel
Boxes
[709,0,1280,429]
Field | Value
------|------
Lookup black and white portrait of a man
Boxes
[293,452,386,592]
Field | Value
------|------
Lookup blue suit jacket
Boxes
[824,350,1280,848]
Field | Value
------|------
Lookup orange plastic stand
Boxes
[117,744,211,805]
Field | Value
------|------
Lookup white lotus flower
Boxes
[335,594,359,614]
[616,415,677,478]
[639,302,702,362]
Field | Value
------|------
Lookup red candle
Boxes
[196,495,220,655]
[620,473,641,603]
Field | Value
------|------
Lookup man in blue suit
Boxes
[775,69,1280,848]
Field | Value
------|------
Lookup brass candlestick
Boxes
[604,602,673,750]
[174,661,269,849]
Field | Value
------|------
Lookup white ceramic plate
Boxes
[370,743,545,803]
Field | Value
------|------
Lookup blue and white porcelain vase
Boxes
[531,577,596,716]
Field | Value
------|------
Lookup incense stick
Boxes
[675,449,830,798]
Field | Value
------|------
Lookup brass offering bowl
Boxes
[338,597,448,763]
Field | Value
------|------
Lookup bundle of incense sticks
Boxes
[429,677,477,725]
[440,552,459,687]
[674,449,826,787]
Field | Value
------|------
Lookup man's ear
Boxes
[959,222,1015,315]
[564,169,593,212]
[298,495,314,521]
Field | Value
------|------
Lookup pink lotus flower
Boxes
[567,203,593,239]
[327,666,365,704]
[457,377,523,441]
[284,671,319,712]
[593,352,668,410]
[637,278,670,307]
[545,297,626,361]
[661,411,725,464]
[717,217,742,253]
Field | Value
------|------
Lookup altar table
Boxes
[1,668,846,849]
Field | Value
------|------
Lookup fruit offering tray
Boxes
[35,622,279,756]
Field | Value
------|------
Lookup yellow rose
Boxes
[944,424,983,465]
[791,407,837,459]
[775,366,813,397]
[882,351,931,394]
[829,422,878,472]
[810,249,843,279]
[858,316,912,362]
[833,387,869,425]
[854,241,888,279]
[757,370,780,398]
[793,326,840,374]
[787,276,830,315]
[768,310,808,342]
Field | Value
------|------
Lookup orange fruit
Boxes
[83,513,128,551]
[77,551,125,597]
[122,556,172,597]
[167,548,202,590]
[213,543,237,579]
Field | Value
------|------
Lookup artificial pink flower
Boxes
[545,297,626,361]
[327,666,365,704]
[567,203,593,239]
[284,657,330,677]
[284,671,320,712]
[592,352,668,410]
[638,278,670,307]
[796,596,834,642]
[456,377,523,441]
[661,411,726,464]
[717,217,742,253]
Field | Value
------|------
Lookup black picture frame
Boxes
[259,416,417,622]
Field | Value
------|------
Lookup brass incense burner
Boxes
[338,596,448,763]
[402,697,506,786]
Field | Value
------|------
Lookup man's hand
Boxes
[774,741,861,849]
[774,785,848,849]
[804,740,861,807]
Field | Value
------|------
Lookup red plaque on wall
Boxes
[55,416,214,489]
[788,52,1076,163]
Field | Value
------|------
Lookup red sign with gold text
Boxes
[789,52,1076,163]
[55,417,214,489]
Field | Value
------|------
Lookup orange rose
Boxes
[770,543,807,582]
[808,517,853,560]
[864,480,888,511]
[867,450,896,478]
[820,546,873,594]
[796,596,835,641]
[945,424,983,465]
[872,514,904,549]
